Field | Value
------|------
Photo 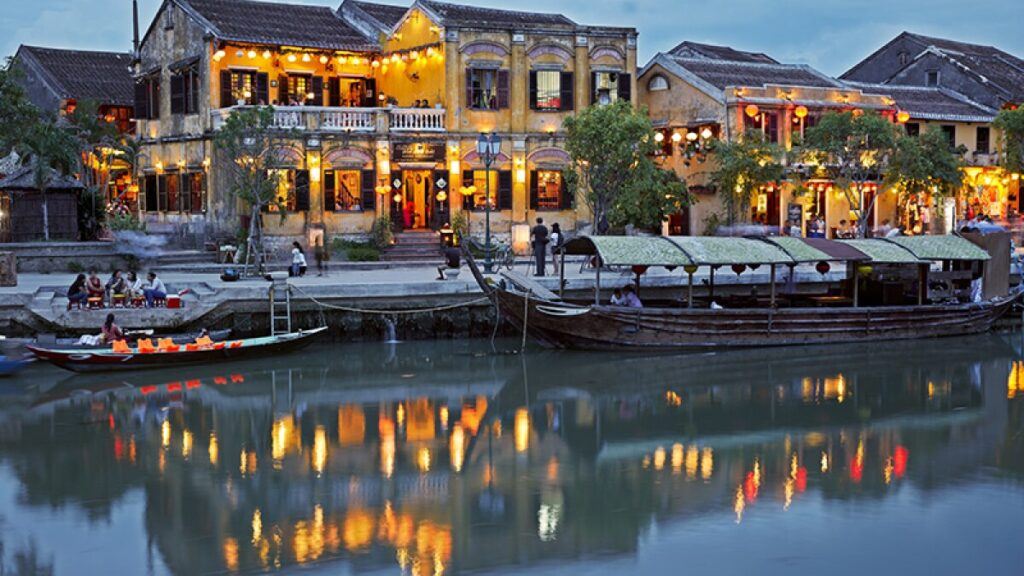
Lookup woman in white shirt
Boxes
[549,223,562,275]
[291,242,307,277]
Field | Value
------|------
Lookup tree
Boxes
[214,106,294,274]
[67,100,119,240]
[20,120,79,241]
[798,111,899,236]
[993,106,1024,175]
[707,130,785,223]
[885,128,964,230]
[563,100,690,233]
[0,60,40,157]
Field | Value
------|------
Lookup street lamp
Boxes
[477,132,501,273]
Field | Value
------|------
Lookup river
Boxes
[0,333,1023,575]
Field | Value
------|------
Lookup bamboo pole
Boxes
[769,263,776,307]
[687,271,694,308]
[559,250,565,300]
[594,259,601,305]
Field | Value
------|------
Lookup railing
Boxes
[389,108,446,132]
[211,105,445,133]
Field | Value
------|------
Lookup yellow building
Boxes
[133,0,637,249]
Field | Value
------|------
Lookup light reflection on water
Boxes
[0,333,1023,575]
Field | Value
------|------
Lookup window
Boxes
[941,125,956,148]
[161,172,177,211]
[976,126,990,154]
[468,169,498,209]
[746,111,779,143]
[905,122,920,137]
[326,170,363,212]
[926,70,939,87]
[133,73,161,120]
[232,71,255,103]
[466,68,508,110]
[288,75,311,103]
[266,169,310,212]
[535,71,562,110]
[170,65,200,115]
[219,70,268,107]
[183,172,206,213]
[531,170,566,210]
[647,74,669,92]
[592,72,631,105]
[898,51,910,66]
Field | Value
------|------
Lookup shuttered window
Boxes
[466,68,508,110]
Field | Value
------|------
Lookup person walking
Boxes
[314,239,328,276]
[531,217,549,277]
[549,223,562,275]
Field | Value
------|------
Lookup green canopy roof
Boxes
[561,236,693,267]
[761,237,835,263]
[667,236,794,265]
[836,239,924,264]
[884,235,990,261]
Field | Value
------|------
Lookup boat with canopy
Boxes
[466,233,1018,351]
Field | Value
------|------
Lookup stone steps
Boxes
[382,230,442,263]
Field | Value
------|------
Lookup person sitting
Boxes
[836,220,853,239]
[622,285,643,308]
[610,288,625,306]
[67,274,88,309]
[86,270,105,306]
[143,272,168,308]
[101,313,124,344]
[437,245,461,280]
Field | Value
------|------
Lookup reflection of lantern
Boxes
[731,264,746,275]
[816,261,831,275]
[794,105,808,119]
[896,110,911,124]
[744,104,759,118]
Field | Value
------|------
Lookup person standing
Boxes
[314,239,328,277]
[531,217,549,277]
[549,223,562,275]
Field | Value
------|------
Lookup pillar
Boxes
[444,31,461,132]
[574,35,589,114]
[512,139,527,223]
[447,139,463,214]
[376,140,391,218]
[510,33,527,134]
[306,149,323,228]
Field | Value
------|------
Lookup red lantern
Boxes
[631,265,649,276]
[815,261,831,275]
[731,264,746,275]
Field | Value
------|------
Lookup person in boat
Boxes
[67,274,87,308]
[437,245,461,280]
[885,224,904,238]
[531,217,549,277]
[610,288,625,306]
[290,241,307,277]
[143,272,168,308]
[85,270,104,301]
[101,313,124,344]
[622,285,643,308]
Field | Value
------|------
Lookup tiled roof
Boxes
[182,0,377,51]
[347,0,407,29]
[17,46,133,106]
[668,41,777,64]
[0,165,84,191]
[903,32,1011,59]
[946,51,1024,102]
[418,0,576,30]
[669,55,840,91]
[844,81,997,122]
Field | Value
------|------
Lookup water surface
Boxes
[1,334,1023,575]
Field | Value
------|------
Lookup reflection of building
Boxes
[133,0,637,243]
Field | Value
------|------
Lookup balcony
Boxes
[210,105,446,134]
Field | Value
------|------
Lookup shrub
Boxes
[370,214,394,250]
[108,212,144,231]
[346,246,380,261]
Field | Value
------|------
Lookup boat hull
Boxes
[494,289,1017,351]
[27,327,327,373]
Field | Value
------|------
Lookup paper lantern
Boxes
[815,261,831,275]
[731,264,746,275]
[744,104,759,118]
[700,127,713,140]
[794,105,808,119]
[683,264,699,275]
[631,265,649,276]
[896,110,911,124]
[319,55,328,64]
[654,132,664,143]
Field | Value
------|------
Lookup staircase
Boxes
[382,229,442,262]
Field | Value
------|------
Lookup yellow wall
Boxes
[377,9,446,108]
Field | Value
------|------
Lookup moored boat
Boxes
[467,233,1019,351]
[27,327,327,373]
[44,328,233,350]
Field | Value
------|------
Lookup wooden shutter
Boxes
[465,68,474,108]
[324,170,335,212]
[170,73,185,114]
[278,75,288,104]
[496,69,510,109]
[497,170,512,210]
[256,73,269,105]
[311,76,324,106]
[295,170,310,211]
[328,77,341,107]
[363,78,376,107]
[144,175,158,211]
[220,71,233,108]
[559,172,573,210]
[135,81,150,119]
[617,73,631,103]
[560,71,574,111]
[361,169,376,211]
[529,170,538,210]
[528,70,538,110]
[591,72,598,105]
[150,78,161,119]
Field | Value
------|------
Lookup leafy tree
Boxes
[66,100,120,239]
[0,60,40,157]
[20,120,79,241]
[993,106,1024,175]
[707,130,785,223]
[214,106,294,274]
[798,111,899,236]
[563,100,690,233]
[885,128,964,228]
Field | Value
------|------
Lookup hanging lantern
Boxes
[436,191,447,202]
[731,264,746,275]
[794,105,808,119]
[700,127,713,140]
[654,131,664,143]
[672,132,683,143]
[815,261,831,275]
[410,50,420,60]
[336,55,347,65]
[246,50,257,59]
[896,110,911,124]
[393,192,402,203]
[391,53,400,63]
[213,50,226,61]
[287,53,297,63]
[686,131,698,142]
[683,264,699,275]
[631,265,649,276]
[744,104,759,118]
[302,53,312,63]
[319,55,329,64]
[371,59,381,68]
[427,46,436,57]
[262,50,271,59]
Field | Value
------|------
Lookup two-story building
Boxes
[134,0,636,247]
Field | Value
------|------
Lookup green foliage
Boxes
[369,214,394,250]
[994,107,1024,175]
[20,119,80,241]
[0,62,40,156]
[563,100,690,232]
[345,245,380,262]
[214,106,291,211]
[450,210,469,239]
[886,128,964,207]
[77,186,107,240]
[108,211,144,231]
[708,130,785,223]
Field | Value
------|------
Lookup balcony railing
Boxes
[210,105,445,134]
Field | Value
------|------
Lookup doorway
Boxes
[401,170,433,230]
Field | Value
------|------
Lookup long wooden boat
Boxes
[26,327,327,373]
[45,328,232,350]
[467,234,1020,351]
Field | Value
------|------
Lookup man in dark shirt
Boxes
[437,246,461,280]
[531,217,549,277]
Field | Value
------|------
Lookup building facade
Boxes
[133,0,636,247]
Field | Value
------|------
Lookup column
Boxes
[306,149,323,228]
[444,31,461,132]
[447,139,463,214]
[510,32,527,134]
[574,35,589,113]
[512,139,527,223]
[376,140,391,218]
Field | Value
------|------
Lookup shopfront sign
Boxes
[392,142,445,163]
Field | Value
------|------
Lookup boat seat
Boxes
[500,270,562,301]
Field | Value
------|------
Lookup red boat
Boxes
[27,327,327,373]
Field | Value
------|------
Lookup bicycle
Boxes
[467,239,516,271]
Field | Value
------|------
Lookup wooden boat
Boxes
[0,356,34,377]
[26,327,327,373]
[467,233,1020,351]
[46,328,232,350]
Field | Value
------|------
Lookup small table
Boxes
[87,297,104,309]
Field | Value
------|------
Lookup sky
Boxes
[3,0,1023,76]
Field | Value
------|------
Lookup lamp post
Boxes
[477,132,501,273]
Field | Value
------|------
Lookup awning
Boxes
[560,236,693,267]
[836,239,924,264]
[667,236,793,266]
[761,237,869,263]
[884,235,990,261]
